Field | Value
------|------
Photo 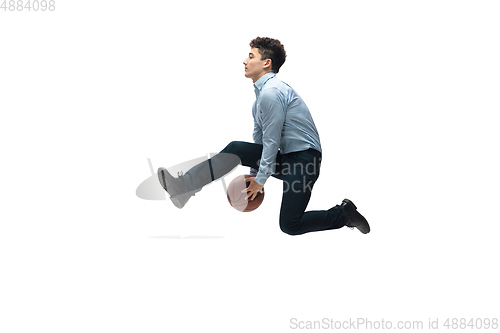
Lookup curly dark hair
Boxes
[249,37,287,73]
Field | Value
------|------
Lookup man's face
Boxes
[243,48,270,83]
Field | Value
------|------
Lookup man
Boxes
[158,37,370,235]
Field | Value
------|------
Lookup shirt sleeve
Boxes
[253,114,263,145]
[254,88,286,185]
[251,102,263,178]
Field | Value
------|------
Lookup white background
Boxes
[1,1,499,332]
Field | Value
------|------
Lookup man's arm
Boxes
[253,116,263,145]
[249,105,263,177]
[254,88,286,185]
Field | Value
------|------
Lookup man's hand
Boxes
[241,177,264,201]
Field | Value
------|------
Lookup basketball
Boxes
[226,174,265,212]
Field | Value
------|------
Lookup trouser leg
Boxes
[183,141,263,192]
[276,149,348,235]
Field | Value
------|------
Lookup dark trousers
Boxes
[184,141,347,235]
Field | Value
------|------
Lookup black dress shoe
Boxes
[158,167,192,209]
[341,199,370,234]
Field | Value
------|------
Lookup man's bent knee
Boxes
[279,219,302,236]
[222,141,246,155]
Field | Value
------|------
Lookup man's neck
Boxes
[253,71,274,83]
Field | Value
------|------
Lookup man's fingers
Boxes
[241,178,262,200]
[245,191,256,201]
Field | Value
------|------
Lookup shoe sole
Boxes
[158,168,168,191]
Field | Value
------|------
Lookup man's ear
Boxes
[263,58,272,70]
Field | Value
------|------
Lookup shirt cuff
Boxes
[255,173,268,186]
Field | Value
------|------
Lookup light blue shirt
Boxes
[252,72,322,185]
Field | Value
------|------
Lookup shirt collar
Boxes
[253,72,276,97]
